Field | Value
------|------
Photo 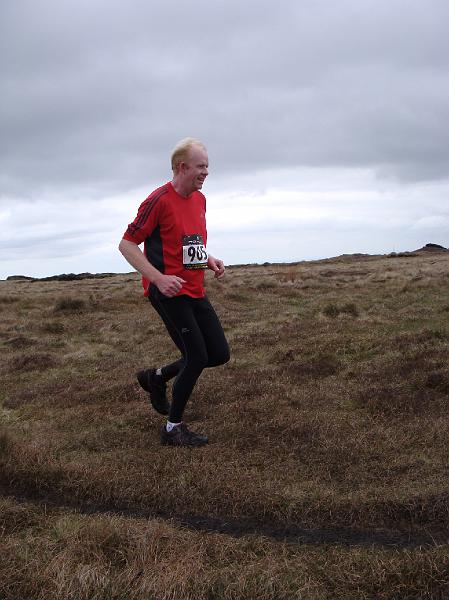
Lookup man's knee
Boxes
[189,351,209,374]
[208,345,230,368]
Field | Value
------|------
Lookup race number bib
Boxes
[182,234,208,270]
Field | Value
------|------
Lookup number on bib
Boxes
[182,234,208,270]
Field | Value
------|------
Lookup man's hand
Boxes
[208,255,225,279]
[154,274,186,297]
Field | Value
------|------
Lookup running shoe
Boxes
[136,369,170,415]
[161,422,209,447]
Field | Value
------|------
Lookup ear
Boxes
[179,161,187,173]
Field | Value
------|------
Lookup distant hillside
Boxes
[416,243,448,252]
[386,243,447,259]
[6,272,120,282]
[5,243,447,281]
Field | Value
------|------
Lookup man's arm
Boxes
[118,239,185,297]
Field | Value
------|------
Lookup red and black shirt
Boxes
[123,182,208,298]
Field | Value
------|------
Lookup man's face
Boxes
[181,145,209,193]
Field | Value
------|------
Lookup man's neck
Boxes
[171,177,192,198]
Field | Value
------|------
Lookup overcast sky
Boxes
[1,0,448,279]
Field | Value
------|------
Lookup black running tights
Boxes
[149,293,230,422]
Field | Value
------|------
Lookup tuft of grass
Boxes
[255,279,278,290]
[280,268,300,283]
[4,335,36,349]
[322,302,359,318]
[322,303,340,318]
[289,353,341,380]
[425,371,449,394]
[54,297,86,313]
[11,352,58,372]
[0,428,12,455]
[41,321,65,334]
[341,302,359,317]
[224,291,251,303]
[0,295,20,304]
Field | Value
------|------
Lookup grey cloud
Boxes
[1,0,449,201]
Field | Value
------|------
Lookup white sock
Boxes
[156,368,163,377]
[166,421,181,432]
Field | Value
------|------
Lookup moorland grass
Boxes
[1,252,449,599]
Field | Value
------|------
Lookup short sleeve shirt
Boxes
[123,182,208,298]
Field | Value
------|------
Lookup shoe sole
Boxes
[136,370,151,392]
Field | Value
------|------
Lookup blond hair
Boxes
[171,138,206,173]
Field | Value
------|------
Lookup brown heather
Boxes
[1,252,449,599]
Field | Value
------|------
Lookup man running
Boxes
[118,138,230,447]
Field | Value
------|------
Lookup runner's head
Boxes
[171,138,208,194]
[171,138,207,173]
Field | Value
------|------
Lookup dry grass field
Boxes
[1,251,449,599]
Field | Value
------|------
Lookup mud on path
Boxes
[1,483,447,549]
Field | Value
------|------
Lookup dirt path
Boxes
[2,484,446,549]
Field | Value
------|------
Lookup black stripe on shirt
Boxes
[126,186,168,238]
